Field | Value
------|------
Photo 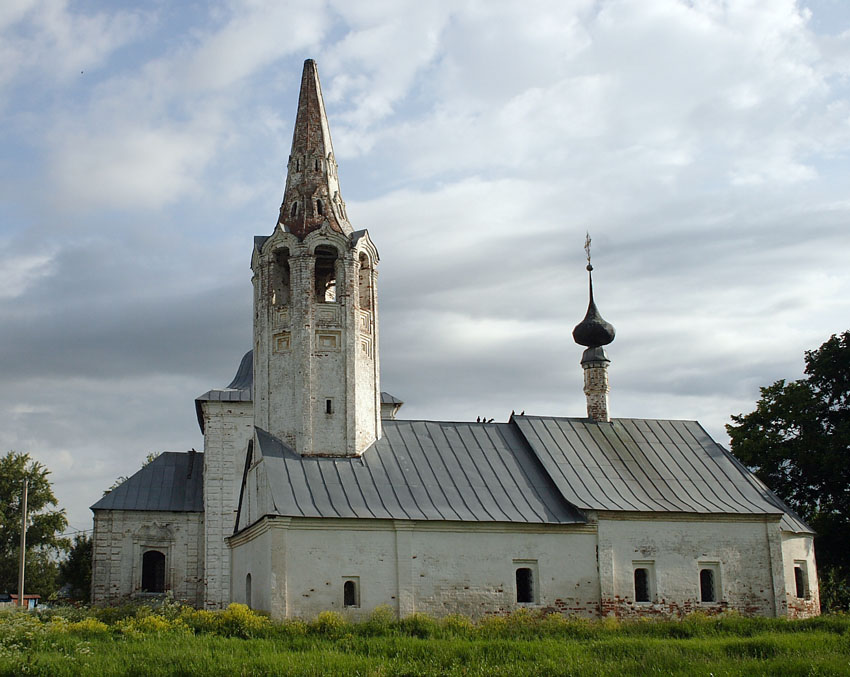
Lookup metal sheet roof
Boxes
[195,350,253,432]
[91,451,203,512]
[241,420,585,528]
[512,416,811,531]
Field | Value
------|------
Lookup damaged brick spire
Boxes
[277,59,352,238]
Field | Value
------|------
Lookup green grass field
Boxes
[1,604,848,676]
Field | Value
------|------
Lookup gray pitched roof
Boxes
[513,416,810,532]
[91,451,203,512]
[237,416,810,534]
[195,350,253,432]
[242,420,585,527]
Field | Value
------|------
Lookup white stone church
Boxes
[91,60,819,620]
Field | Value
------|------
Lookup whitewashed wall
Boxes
[597,514,797,617]
[201,399,254,609]
[91,509,204,605]
[229,514,818,620]
[781,531,820,618]
[230,518,598,619]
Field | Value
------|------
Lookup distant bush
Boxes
[309,610,348,638]
[361,605,396,636]
[441,613,474,636]
[116,614,189,637]
[218,603,271,638]
[397,612,438,638]
[820,566,850,612]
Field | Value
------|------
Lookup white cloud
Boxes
[0,252,54,299]
[38,0,332,211]
[0,0,145,92]
[50,123,220,209]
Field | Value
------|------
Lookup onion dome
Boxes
[572,263,615,348]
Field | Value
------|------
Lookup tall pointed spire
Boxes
[572,234,615,423]
[277,59,352,238]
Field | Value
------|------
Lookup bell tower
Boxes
[251,59,381,456]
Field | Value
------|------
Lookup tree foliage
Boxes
[0,451,70,599]
[58,533,92,602]
[727,331,850,609]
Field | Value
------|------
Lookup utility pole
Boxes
[17,477,28,608]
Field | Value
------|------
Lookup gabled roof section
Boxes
[91,451,203,512]
[195,350,253,432]
[380,392,404,405]
[238,421,585,530]
[512,416,812,533]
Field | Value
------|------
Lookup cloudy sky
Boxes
[2,0,849,534]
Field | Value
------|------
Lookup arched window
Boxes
[316,199,323,216]
[271,249,290,306]
[516,567,533,603]
[343,580,358,607]
[634,568,650,602]
[314,245,338,302]
[141,550,165,593]
[315,158,320,171]
[290,202,298,218]
[358,253,372,310]
[246,573,252,608]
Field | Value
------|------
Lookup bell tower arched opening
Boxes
[358,252,372,310]
[271,248,290,306]
[314,245,338,303]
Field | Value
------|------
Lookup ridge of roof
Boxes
[236,421,586,531]
[90,451,203,513]
[511,416,807,530]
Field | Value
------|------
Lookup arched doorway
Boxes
[141,550,166,593]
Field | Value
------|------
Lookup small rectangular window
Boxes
[343,577,360,608]
[634,568,650,603]
[632,560,655,604]
[794,561,809,599]
[325,399,333,415]
[699,563,720,603]
[513,559,538,604]
[516,568,533,603]
[700,569,714,602]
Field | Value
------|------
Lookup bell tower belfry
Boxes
[251,59,381,457]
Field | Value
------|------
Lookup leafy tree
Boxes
[0,451,70,599]
[727,331,850,610]
[58,533,92,602]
